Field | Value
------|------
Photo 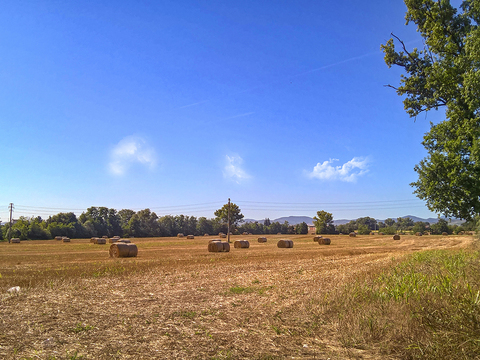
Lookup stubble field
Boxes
[0,233,475,359]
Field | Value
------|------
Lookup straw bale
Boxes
[379,232,385,235]
[442,232,448,236]
[242,232,248,235]
[257,237,267,243]
[102,235,108,239]
[208,241,230,252]
[177,233,184,238]
[393,234,401,240]
[96,238,107,244]
[313,236,322,242]
[187,235,194,239]
[204,233,209,236]
[349,232,356,237]
[11,238,20,243]
[62,237,70,242]
[219,234,227,238]
[55,236,62,241]
[277,232,282,235]
[90,237,98,243]
[277,239,293,248]
[415,232,423,236]
[109,243,138,258]
[318,237,331,245]
[234,240,250,249]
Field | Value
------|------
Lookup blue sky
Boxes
[0,0,446,222]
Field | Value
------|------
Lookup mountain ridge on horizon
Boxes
[243,215,463,226]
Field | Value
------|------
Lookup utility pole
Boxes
[227,198,231,243]
[8,203,13,243]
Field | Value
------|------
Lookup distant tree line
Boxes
[0,206,475,241]
[0,206,310,241]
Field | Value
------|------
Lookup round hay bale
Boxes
[187,235,194,239]
[370,232,375,235]
[257,237,267,243]
[234,240,250,249]
[177,233,184,238]
[277,232,281,235]
[96,238,107,245]
[415,232,423,236]
[242,232,248,235]
[349,232,356,237]
[90,237,98,243]
[219,234,227,238]
[379,232,385,235]
[11,238,20,243]
[204,233,209,236]
[393,234,400,240]
[442,232,448,236]
[55,236,62,241]
[318,237,331,245]
[277,239,293,248]
[109,243,138,258]
[62,237,70,242]
[208,241,230,252]
[313,236,322,242]
[102,235,108,239]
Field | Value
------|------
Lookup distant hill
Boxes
[243,216,313,225]
[244,215,464,226]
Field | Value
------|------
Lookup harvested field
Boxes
[0,233,475,359]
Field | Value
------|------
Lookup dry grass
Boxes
[0,233,475,359]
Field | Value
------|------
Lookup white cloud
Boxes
[307,157,370,182]
[109,136,157,176]
[223,155,251,183]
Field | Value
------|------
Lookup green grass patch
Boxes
[227,285,275,295]
[329,249,480,359]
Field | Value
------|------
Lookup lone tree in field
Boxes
[382,0,480,220]
[313,210,335,234]
[214,202,244,229]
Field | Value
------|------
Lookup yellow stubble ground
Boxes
[0,234,473,359]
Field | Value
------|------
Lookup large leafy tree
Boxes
[313,210,335,234]
[214,203,244,227]
[382,0,480,220]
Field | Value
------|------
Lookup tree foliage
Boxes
[214,203,244,227]
[382,0,480,220]
[313,210,335,234]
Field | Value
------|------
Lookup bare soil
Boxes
[0,234,473,359]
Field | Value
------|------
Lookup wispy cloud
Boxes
[223,155,251,183]
[307,157,370,182]
[109,136,157,176]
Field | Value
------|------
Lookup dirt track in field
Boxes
[0,234,474,359]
